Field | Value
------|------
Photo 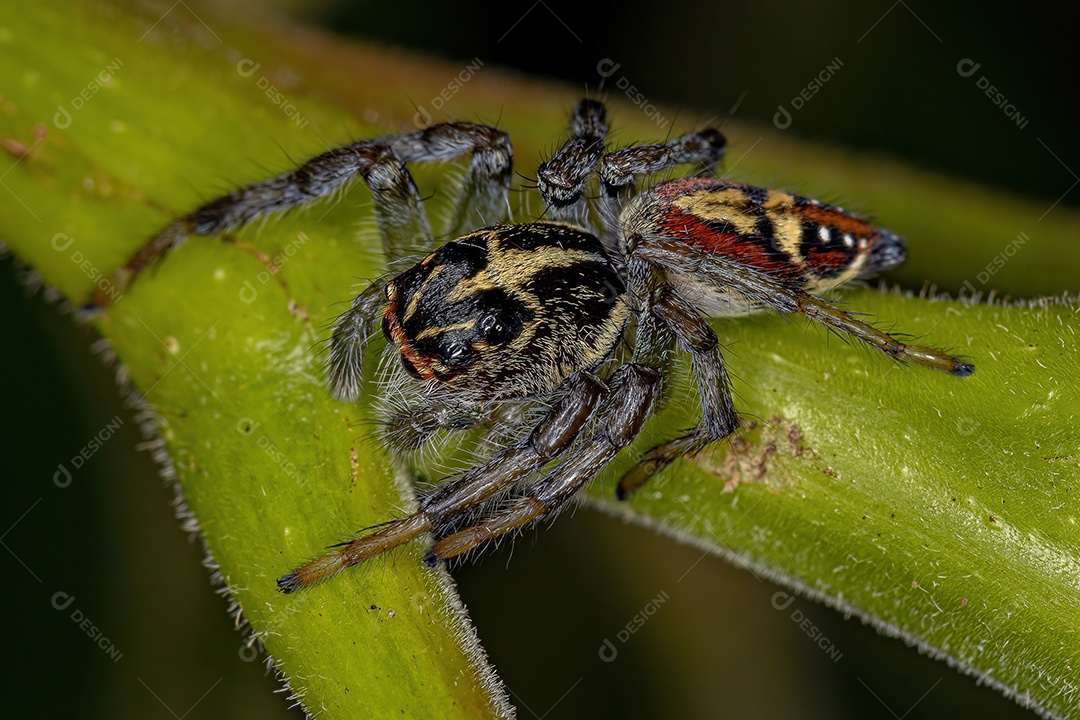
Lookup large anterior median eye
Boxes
[439,338,474,367]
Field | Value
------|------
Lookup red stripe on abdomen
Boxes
[658,209,792,277]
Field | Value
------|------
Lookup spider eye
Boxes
[440,339,473,366]
[399,353,422,379]
[476,310,519,345]
[478,313,507,340]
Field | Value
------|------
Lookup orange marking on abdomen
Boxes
[796,203,875,238]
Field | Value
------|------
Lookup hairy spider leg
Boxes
[381,399,492,453]
[325,279,387,401]
[425,363,661,564]
[636,236,973,375]
[389,125,513,239]
[277,371,607,592]
[537,99,727,252]
[596,129,726,247]
[88,123,511,303]
[617,282,740,498]
[536,98,609,227]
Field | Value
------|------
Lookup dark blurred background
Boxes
[3,1,1074,718]
[318,0,1077,209]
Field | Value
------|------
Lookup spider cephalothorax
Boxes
[382,223,629,401]
[91,99,972,592]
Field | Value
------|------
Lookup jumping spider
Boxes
[92,99,973,592]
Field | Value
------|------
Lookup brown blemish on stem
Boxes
[691,415,837,491]
[2,137,30,159]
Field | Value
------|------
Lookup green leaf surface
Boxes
[589,292,1079,718]
[2,2,1078,719]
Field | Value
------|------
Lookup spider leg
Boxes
[597,128,726,243]
[425,363,662,564]
[632,236,975,375]
[93,141,420,306]
[536,98,609,227]
[617,282,739,498]
[325,280,387,401]
[277,371,608,592]
[89,123,512,307]
[389,124,513,238]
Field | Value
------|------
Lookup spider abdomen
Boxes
[622,177,906,306]
[383,222,630,402]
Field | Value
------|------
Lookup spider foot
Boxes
[277,514,429,593]
[904,344,975,376]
